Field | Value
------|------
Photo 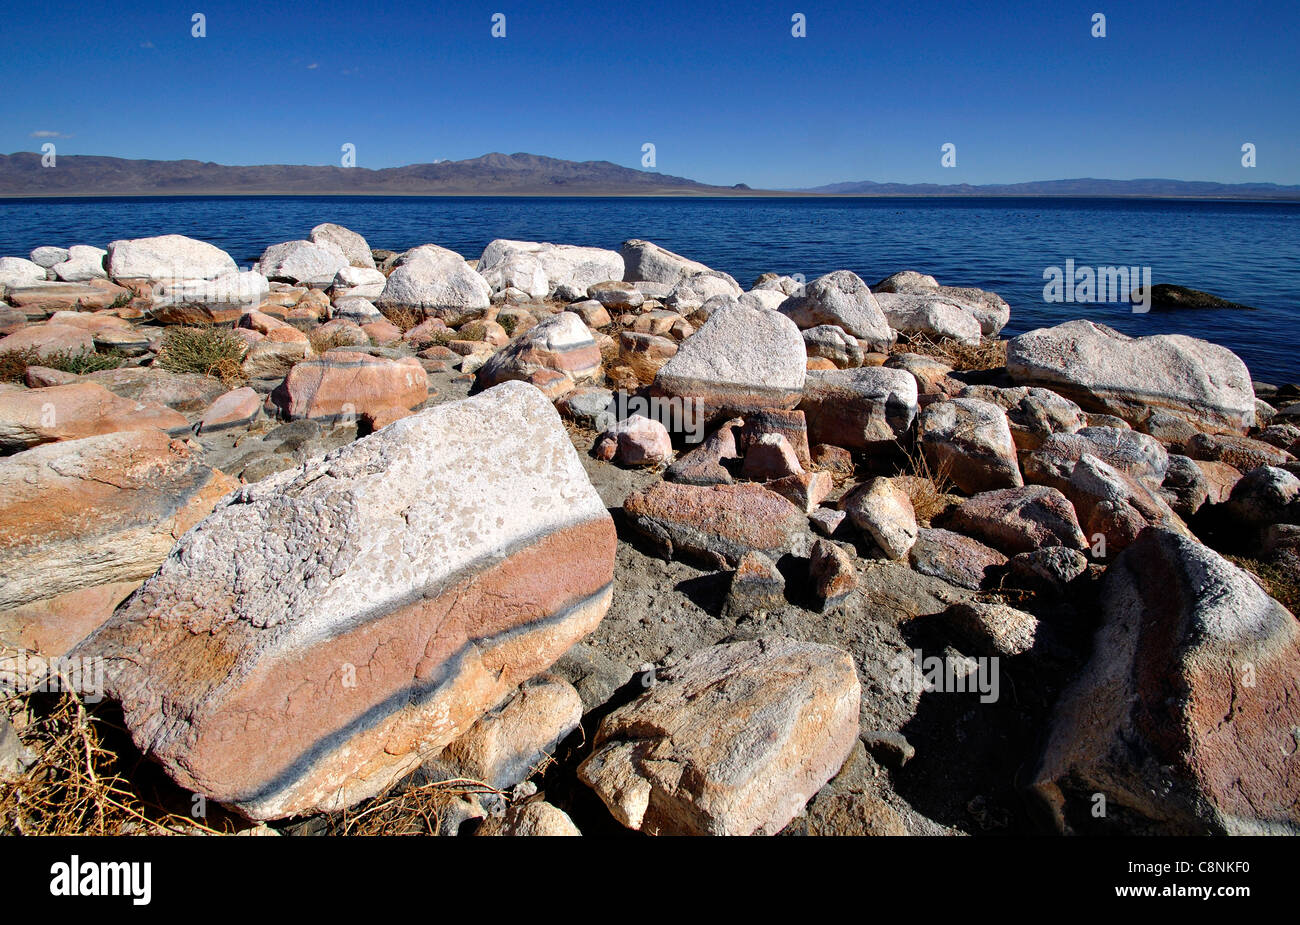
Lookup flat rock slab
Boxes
[1034,528,1300,834]
[798,366,917,450]
[623,481,808,568]
[269,351,428,425]
[578,636,861,835]
[0,381,191,452]
[73,381,616,820]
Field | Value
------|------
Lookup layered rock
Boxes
[578,637,860,835]
[1033,528,1300,834]
[0,430,236,653]
[797,366,918,450]
[0,381,190,452]
[477,312,601,390]
[72,382,616,820]
[623,481,808,568]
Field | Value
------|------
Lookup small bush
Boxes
[0,347,41,383]
[896,441,956,525]
[309,328,363,354]
[0,346,125,382]
[379,306,421,333]
[156,326,247,386]
[497,313,518,337]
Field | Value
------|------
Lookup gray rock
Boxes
[778,270,894,351]
[1007,320,1255,435]
[309,223,376,269]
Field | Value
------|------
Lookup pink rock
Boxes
[0,381,191,452]
[0,322,95,359]
[601,415,674,466]
[269,351,428,424]
[198,387,261,434]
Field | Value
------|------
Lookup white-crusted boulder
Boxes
[72,381,617,820]
[1033,528,1300,834]
[777,270,894,351]
[106,234,238,281]
[1007,321,1255,435]
[309,223,375,269]
[377,244,491,324]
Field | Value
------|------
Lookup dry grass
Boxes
[156,325,247,387]
[895,440,956,525]
[0,690,230,836]
[325,777,503,836]
[378,306,421,333]
[308,327,363,354]
[891,332,1007,371]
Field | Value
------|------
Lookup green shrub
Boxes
[156,326,247,386]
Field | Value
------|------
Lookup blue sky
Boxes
[2,0,1297,187]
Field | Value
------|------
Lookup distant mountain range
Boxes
[794,177,1300,199]
[0,152,747,197]
[1,152,1297,199]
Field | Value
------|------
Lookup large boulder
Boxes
[106,234,238,281]
[1064,454,1192,554]
[797,366,918,450]
[309,223,376,269]
[478,240,624,298]
[71,381,617,820]
[874,291,982,345]
[578,637,861,835]
[1033,528,1300,834]
[254,240,350,287]
[619,239,713,285]
[918,398,1023,493]
[50,245,108,282]
[948,486,1088,554]
[269,352,428,426]
[0,382,190,453]
[777,271,894,351]
[651,303,806,425]
[0,431,236,652]
[1007,321,1255,435]
[0,257,48,289]
[377,245,491,324]
[1023,426,1169,493]
[476,312,601,390]
[151,271,270,320]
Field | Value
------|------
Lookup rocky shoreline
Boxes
[1,228,1297,836]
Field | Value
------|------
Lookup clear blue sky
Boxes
[2,0,1297,187]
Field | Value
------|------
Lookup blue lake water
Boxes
[2,195,1297,383]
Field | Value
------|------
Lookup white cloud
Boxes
[140,40,155,49]
[30,130,71,138]
[307,62,319,70]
